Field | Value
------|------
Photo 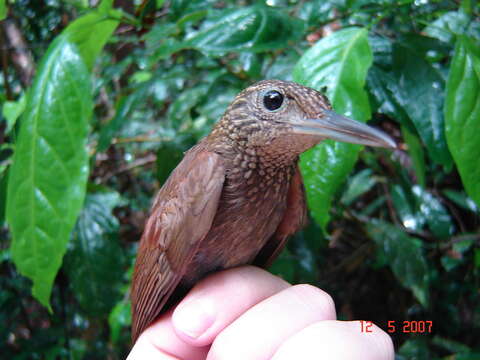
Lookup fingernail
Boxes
[172,298,215,339]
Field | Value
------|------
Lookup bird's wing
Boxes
[254,164,308,268]
[131,146,225,343]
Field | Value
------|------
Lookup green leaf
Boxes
[366,65,413,129]
[4,7,118,308]
[392,42,452,168]
[238,52,263,78]
[167,84,209,129]
[293,27,373,231]
[432,336,472,355]
[401,125,426,188]
[398,338,431,359]
[391,184,453,238]
[63,9,120,70]
[424,11,480,44]
[265,50,300,81]
[441,235,475,271]
[367,220,429,306]
[2,94,26,134]
[6,37,93,309]
[109,300,131,344]
[294,223,324,282]
[185,6,304,54]
[445,36,480,207]
[298,0,333,26]
[129,71,153,84]
[391,184,424,232]
[143,23,178,48]
[413,185,454,239]
[340,169,377,206]
[156,142,188,185]
[368,35,394,69]
[443,189,478,213]
[269,248,296,283]
[98,0,113,13]
[64,191,125,316]
[146,5,302,62]
[0,0,6,21]
[169,0,207,20]
[176,9,208,31]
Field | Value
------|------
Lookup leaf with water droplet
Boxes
[391,184,454,238]
[413,186,454,239]
[391,184,424,231]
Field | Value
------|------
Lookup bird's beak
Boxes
[291,110,396,149]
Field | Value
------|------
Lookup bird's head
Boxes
[211,79,395,159]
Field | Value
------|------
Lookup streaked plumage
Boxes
[131,80,395,343]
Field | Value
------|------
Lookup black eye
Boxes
[263,90,284,111]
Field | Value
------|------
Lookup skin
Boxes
[127,266,394,360]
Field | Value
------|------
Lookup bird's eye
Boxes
[263,90,284,111]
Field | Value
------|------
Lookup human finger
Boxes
[127,309,209,360]
[172,266,290,347]
[272,320,394,360]
[207,284,336,360]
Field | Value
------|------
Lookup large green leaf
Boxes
[445,36,480,207]
[5,9,119,309]
[366,65,413,129]
[185,5,304,54]
[6,37,92,309]
[64,191,125,316]
[392,42,452,168]
[63,7,120,70]
[293,27,373,231]
[147,6,304,60]
[367,220,429,306]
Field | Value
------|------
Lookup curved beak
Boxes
[291,110,396,149]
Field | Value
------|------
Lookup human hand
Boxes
[127,266,394,360]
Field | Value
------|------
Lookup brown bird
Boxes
[131,79,395,342]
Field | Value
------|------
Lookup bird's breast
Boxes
[183,155,296,285]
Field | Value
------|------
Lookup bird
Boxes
[130,79,396,343]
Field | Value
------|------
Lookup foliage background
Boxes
[0,0,479,358]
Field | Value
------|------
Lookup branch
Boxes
[1,18,35,87]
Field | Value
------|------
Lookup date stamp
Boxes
[360,320,433,333]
